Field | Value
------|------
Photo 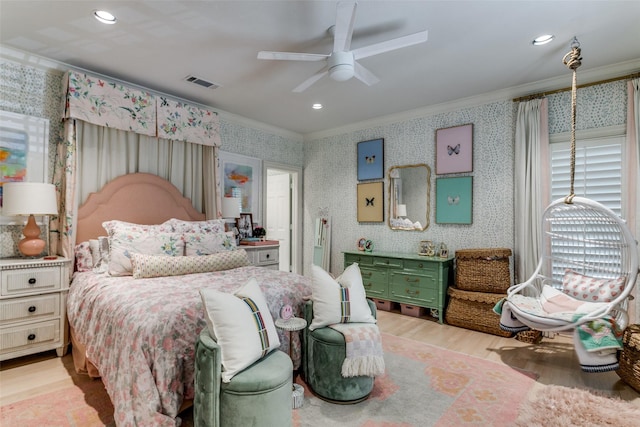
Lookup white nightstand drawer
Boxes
[0,319,60,354]
[257,248,279,264]
[1,267,62,296]
[0,294,60,325]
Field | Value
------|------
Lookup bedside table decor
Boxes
[2,182,58,257]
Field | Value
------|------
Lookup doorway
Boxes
[264,162,302,274]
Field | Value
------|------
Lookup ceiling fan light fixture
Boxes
[328,51,355,82]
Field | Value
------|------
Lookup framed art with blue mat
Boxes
[436,176,473,224]
[357,138,384,181]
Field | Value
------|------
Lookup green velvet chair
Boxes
[302,299,377,403]
[194,329,293,427]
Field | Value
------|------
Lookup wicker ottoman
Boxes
[616,324,640,393]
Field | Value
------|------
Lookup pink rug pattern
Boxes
[2,333,537,427]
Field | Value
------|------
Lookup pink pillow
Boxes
[562,269,626,303]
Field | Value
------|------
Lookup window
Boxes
[548,131,626,283]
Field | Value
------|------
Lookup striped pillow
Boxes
[309,263,376,331]
[199,278,280,382]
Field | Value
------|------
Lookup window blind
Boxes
[549,136,625,282]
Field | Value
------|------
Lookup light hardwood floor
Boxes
[1,309,639,409]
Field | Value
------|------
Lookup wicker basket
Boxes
[455,248,512,294]
[616,324,640,393]
[445,287,513,338]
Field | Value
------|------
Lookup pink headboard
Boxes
[76,173,205,243]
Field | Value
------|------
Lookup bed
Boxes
[67,173,311,426]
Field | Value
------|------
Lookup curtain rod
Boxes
[512,71,640,103]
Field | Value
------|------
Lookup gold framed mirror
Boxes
[388,164,431,231]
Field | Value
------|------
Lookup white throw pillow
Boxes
[309,263,376,331]
[200,278,281,382]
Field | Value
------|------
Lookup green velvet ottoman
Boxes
[194,329,293,427]
[302,300,376,403]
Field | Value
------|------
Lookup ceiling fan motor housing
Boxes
[328,51,355,81]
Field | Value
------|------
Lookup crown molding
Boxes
[303,59,640,142]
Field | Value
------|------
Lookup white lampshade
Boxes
[221,197,241,219]
[2,182,58,216]
[396,204,407,218]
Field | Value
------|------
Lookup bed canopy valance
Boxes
[63,70,221,146]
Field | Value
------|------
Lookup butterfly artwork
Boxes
[447,144,460,155]
[447,195,460,205]
[357,182,384,222]
[357,138,384,181]
[436,124,473,175]
[366,197,375,206]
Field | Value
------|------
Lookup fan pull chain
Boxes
[562,37,582,204]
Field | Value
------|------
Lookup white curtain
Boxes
[514,98,549,284]
[76,121,212,210]
[626,78,640,322]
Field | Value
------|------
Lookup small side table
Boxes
[275,316,307,409]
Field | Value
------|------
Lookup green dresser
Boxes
[344,250,453,323]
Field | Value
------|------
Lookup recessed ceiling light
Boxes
[532,34,554,46]
[94,10,117,25]
[312,103,323,110]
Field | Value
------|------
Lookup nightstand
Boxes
[240,243,280,270]
[0,257,71,361]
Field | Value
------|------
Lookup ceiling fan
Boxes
[257,1,428,93]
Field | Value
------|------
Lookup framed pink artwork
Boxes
[435,123,473,174]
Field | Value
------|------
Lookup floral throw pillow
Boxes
[183,232,236,256]
[106,230,184,276]
[166,218,226,234]
[74,241,93,272]
[562,269,626,303]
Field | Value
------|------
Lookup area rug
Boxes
[1,333,537,427]
[514,384,640,427]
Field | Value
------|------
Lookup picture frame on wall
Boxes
[357,181,384,222]
[357,138,384,181]
[435,176,473,224]
[219,151,262,224]
[435,123,473,174]
[0,110,49,224]
[236,213,254,240]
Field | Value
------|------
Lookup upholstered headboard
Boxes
[76,173,205,243]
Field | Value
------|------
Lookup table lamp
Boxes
[221,197,241,238]
[2,182,58,257]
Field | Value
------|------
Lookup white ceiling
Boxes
[1,1,639,136]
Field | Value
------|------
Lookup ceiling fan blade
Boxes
[293,67,329,93]
[354,62,380,86]
[258,51,328,61]
[352,30,428,60]
[333,1,357,52]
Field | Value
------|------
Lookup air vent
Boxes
[183,75,220,89]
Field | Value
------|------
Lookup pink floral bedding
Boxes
[67,266,311,426]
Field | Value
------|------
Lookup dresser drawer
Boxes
[0,319,61,355]
[1,267,63,296]
[256,248,279,264]
[389,271,438,305]
[345,253,373,266]
[372,257,403,269]
[403,259,437,273]
[0,294,60,325]
[360,267,388,298]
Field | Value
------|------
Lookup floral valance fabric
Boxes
[64,70,220,146]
